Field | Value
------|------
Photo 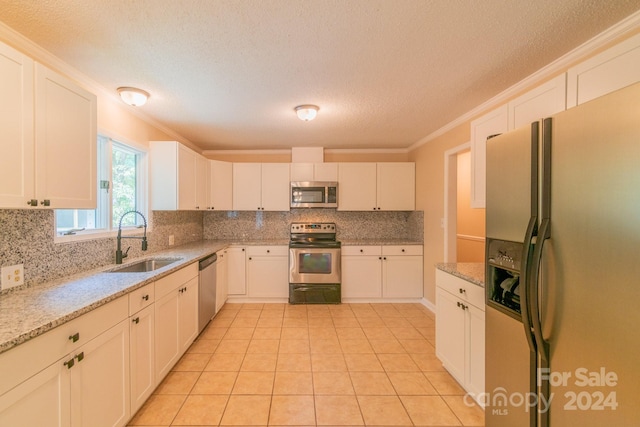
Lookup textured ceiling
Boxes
[1,0,639,151]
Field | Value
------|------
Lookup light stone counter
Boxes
[341,240,423,246]
[0,239,288,355]
[436,262,485,287]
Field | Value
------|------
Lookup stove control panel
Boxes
[290,222,336,233]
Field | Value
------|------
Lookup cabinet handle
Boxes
[457,302,467,311]
[249,257,252,261]
[360,249,364,253]
[69,333,80,343]
[142,295,149,301]
[195,206,200,209]
[383,257,387,260]
[64,358,75,369]
[242,248,245,252]
[40,199,51,206]
[379,257,382,260]
[401,249,405,252]
[267,250,270,253]
[27,199,38,206]
[132,317,140,324]
[75,352,84,362]
[459,288,466,294]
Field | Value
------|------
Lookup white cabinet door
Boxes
[290,163,314,181]
[435,287,466,385]
[567,32,640,108]
[341,255,382,298]
[154,289,180,382]
[70,319,130,427]
[466,303,485,400]
[246,247,289,298]
[195,154,209,210]
[0,361,70,427]
[209,160,233,210]
[261,163,290,211]
[177,144,197,210]
[129,305,155,414]
[227,247,247,295]
[232,163,262,210]
[508,74,566,129]
[382,255,423,298]
[215,250,228,313]
[34,63,97,209]
[376,163,415,211]
[178,277,199,354]
[0,41,34,209]
[314,163,338,181]
[470,105,509,208]
[337,163,377,211]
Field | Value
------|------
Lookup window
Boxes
[55,135,147,238]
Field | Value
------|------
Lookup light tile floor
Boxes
[128,302,484,426]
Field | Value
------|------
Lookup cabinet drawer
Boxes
[155,263,198,299]
[382,245,423,256]
[436,269,485,309]
[245,246,288,256]
[0,295,128,396]
[342,246,382,256]
[129,283,155,315]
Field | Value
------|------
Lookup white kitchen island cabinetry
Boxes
[435,268,485,404]
[246,246,289,299]
[0,297,130,427]
[232,163,290,211]
[338,163,415,211]
[128,284,155,414]
[154,263,199,383]
[150,141,210,210]
[342,245,423,300]
[0,41,97,209]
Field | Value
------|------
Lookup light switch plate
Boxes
[1,264,24,290]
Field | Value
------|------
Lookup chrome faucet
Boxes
[115,210,148,264]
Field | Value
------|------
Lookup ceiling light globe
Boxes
[117,87,150,107]
[295,105,319,121]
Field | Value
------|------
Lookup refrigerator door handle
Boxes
[520,216,538,354]
[530,217,550,362]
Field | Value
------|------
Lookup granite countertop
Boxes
[341,239,423,246]
[436,262,485,287]
[0,240,238,355]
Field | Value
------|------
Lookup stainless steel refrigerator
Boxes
[485,81,640,426]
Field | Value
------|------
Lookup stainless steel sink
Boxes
[109,257,182,273]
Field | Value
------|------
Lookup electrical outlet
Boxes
[168,235,175,246]
[1,264,24,290]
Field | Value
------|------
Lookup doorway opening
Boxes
[444,144,486,262]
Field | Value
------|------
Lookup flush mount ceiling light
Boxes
[295,105,319,121]
[117,87,150,107]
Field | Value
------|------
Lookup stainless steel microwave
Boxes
[291,181,338,208]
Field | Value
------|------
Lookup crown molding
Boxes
[408,9,640,152]
[324,148,408,154]
[203,149,291,156]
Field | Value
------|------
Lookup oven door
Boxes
[289,246,341,284]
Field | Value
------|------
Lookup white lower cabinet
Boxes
[342,245,423,300]
[435,269,485,404]
[154,263,199,383]
[215,249,229,313]
[246,246,289,298]
[0,297,130,427]
[226,246,247,295]
[128,283,155,414]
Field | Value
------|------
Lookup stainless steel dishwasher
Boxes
[198,253,217,333]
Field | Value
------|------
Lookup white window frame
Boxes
[54,133,149,243]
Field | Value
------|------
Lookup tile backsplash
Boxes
[0,208,422,289]
[203,210,423,242]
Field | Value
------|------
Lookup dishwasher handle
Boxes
[199,253,218,270]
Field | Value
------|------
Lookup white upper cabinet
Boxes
[150,141,209,210]
[338,162,415,211]
[0,42,34,208]
[232,163,290,211]
[470,105,509,209]
[290,162,338,181]
[567,33,640,108]
[0,41,97,209]
[209,160,233,210]
[376,163,415,211]
[508,74,567,129]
